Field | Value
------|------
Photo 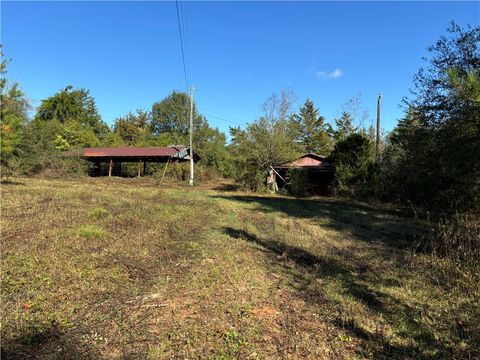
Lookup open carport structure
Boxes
[81,146,199,177]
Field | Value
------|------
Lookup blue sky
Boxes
[2,1,479,135]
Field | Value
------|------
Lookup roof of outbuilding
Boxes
[298,153,328,160]
[81,146,186,158]
[274,153,334,171]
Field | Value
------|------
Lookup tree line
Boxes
[1,23,479,221]
[231,23,479,219]
[0,73,231,178]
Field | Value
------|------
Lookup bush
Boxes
[434,214,480,270]
[423,213,480,293]
[35,156,91,178]
[288,168,309,197]
[329,133,375,198]
[149,161,222,183]
[233,166,270,192]
[5,149,91,178]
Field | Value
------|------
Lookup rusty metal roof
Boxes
[274,153,334,171]
[81,146,186,158]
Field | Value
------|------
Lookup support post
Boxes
[189,85,194,186]
[138,159,142,177]
[144,161,147,175]
[160,157,171,185]
[108,159,113,177]
[270,166,287,184]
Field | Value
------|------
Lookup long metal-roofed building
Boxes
[80,146,199,177]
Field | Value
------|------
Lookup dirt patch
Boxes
[251,305,279,320]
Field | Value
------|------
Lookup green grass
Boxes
[77,224,106,239]
[87,207,110,220]
[1,177,478,359]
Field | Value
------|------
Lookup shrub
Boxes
[433,214,480,275]
[35,156,91,178]
[329,133,375,197]
[288,168,309,197]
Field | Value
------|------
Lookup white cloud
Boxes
[316,68,344,79]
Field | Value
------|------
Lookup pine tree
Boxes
[334,111,356,141]
[293,99,332,154]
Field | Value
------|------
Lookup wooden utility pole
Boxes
[189,86,194,186]
[376,94,382,156]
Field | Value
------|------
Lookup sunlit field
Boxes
[1,178,478,359]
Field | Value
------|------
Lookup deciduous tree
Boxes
[229,90,299,190]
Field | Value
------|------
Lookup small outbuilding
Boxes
[80,146,199,177]
[272,153,335,196]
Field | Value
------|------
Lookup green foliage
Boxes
[447,67,480,102]
[0,47,29,176]
[151,91,203,136]
[20,86,109,173]
[288,168,309,197]
[113,109,151,145]
[329,133,375,196]
[333,111,356,142]
[164,162,190,181]
[6,116,91,178]
[101,131,125,147]
[38,156,92,178]
[150,91,231,176]
[35,86,108,139]
[383,23,480,214]
[194,125,232,177]
[292,99,333,154]
[229,91,299,191]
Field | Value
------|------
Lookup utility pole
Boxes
[189,85,194,186]
[376,94,382,156]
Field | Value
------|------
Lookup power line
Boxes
[196,88,259,114]
[175,0,189,91]
[200,110,245,127]
[199,107,241,123]
[180,0,191,85]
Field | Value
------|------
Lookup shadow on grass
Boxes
[222,226,455,359]
[0,179,25,186]
[1,321,101,360]
[214,195,426,251]
[223,227,387,311]
[211,182,241,192]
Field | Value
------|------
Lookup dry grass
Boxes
[1,177,478,359]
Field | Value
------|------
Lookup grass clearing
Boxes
[1,178,478,359]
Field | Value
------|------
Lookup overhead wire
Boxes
[175,0,189,91]
[181,0,191,84]
[197,106,245,127]
[196,88,260,114]
[202,112,244,127]
[174,3,247,130]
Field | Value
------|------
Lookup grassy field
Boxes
[1,178,478,359]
